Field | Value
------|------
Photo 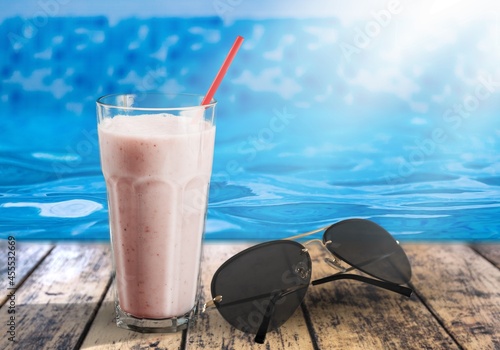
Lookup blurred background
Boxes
[0,0,499,241]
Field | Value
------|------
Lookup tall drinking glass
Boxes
[96,93,216,332]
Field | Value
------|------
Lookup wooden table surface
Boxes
[0,241,499,350]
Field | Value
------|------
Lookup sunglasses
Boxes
[202,219,413,344]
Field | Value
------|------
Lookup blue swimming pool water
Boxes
[0,15,499,242]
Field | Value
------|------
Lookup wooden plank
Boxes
[83,243,314,349]
[0,241,54,305]
[80,282,184,350]
[405,244,500,350]
[4,242,496,349]
[186,243,315,349]
[471,244,500,269]
[302,243,459,350]
[0,244,112,349]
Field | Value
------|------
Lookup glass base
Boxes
[115,302,198,333]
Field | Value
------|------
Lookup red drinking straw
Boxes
[201,35,244,105]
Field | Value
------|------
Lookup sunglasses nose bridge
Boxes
[324,256,347,272]
[301,239,348,274]
[321,240,351,273]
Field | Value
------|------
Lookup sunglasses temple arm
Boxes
[213,284,309,310]
[254,285,308,344]
[311,274,413,297]
[254,296,277,344]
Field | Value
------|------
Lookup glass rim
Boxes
[96,92,217,111]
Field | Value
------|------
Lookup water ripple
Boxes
[2,199,103,218]
[476,176,500,186]
[0,152,499,242]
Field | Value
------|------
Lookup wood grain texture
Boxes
[80,283,184,350]
[186,243,315,350]
[472,244,500,269]
[0,244,112,350]
[82,242,314,349]
[405,244,500,350]
[302,243,459,350]
[2,242,499,349]
[0,241,53,305]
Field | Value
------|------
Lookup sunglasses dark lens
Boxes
[323,219,411,285]
[211,240,311,334]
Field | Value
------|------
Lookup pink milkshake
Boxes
[97,94,216,331]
